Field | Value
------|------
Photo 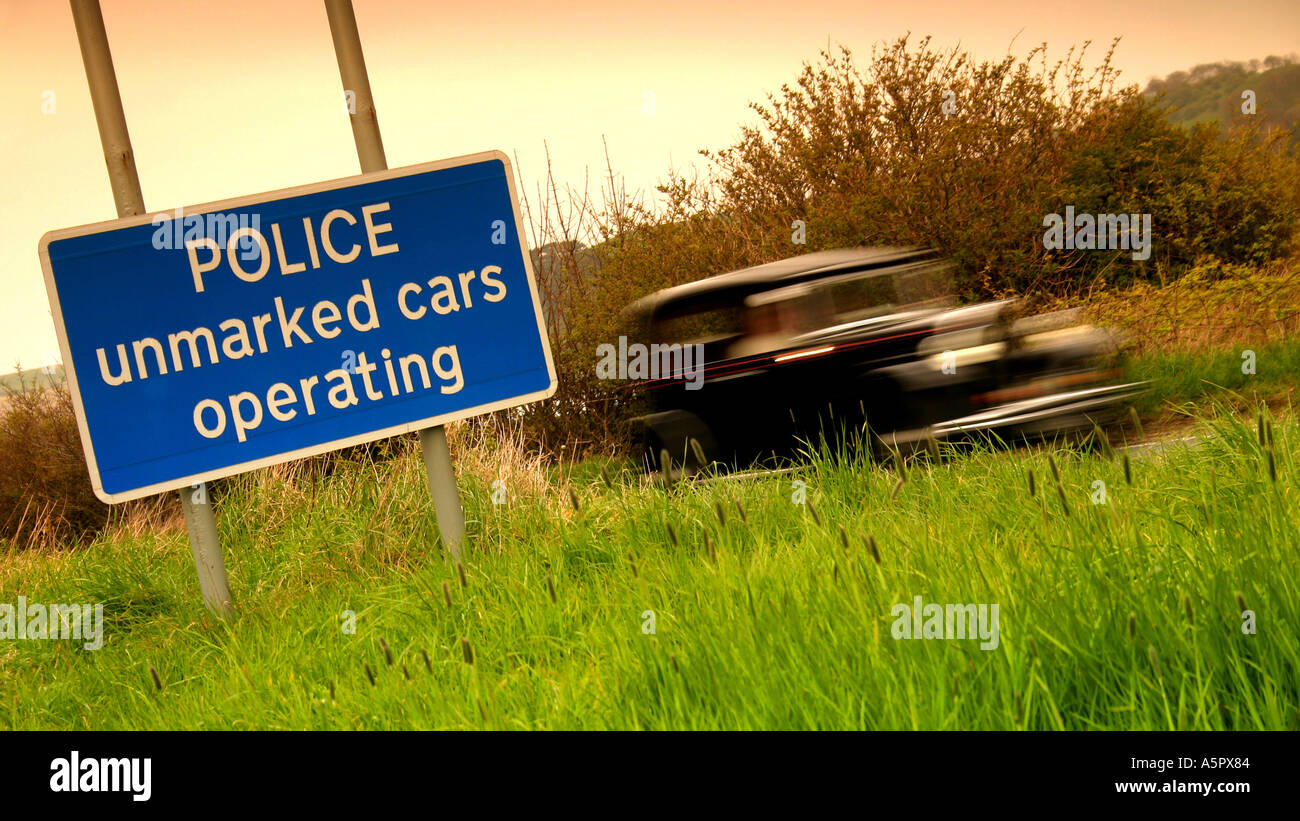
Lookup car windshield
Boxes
[822,264,957,326]
[651,305,745,345]
[894,262,955,305]
[647,261,955,344]
[827,275,899,322]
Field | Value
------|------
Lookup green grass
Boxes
[1,410,1297,730]
[1127,337,1300,419]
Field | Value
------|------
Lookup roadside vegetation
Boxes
[1070,255,1300,427]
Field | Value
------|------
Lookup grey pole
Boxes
[69,0,143,217]
[324,0,466,560]
[69,0,233,615]
[180,484,231,614]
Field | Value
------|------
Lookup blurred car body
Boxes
[623,247,1146,475]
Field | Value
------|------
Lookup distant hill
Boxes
[1144,56,1300,146]
[0,365,65,394]
[529,239,600,337]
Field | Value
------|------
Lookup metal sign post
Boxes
[68,0,233,616]
[324,0,466,561]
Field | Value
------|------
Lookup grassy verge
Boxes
[1124,336,1299,428]
[1059,256,1300,429]
[1,410,1296,729]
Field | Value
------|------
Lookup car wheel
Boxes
[633,411,718,478]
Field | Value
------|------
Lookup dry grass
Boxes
[447,419,555,505]
[108,496,186,542]
[1062,255,1300,357]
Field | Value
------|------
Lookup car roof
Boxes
[625,246,939,323]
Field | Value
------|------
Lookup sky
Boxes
[2,0,1297,370]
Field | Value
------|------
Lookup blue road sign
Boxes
[39,152,556,503]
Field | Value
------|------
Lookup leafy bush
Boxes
[691,35,1300,295]
[0,380,110,548]
[1059,103,1300,283]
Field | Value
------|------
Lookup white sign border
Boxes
[38,150,558,504]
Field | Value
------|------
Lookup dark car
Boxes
[622,247,1146,476]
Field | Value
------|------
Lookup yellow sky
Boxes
[2,0,1297,369]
